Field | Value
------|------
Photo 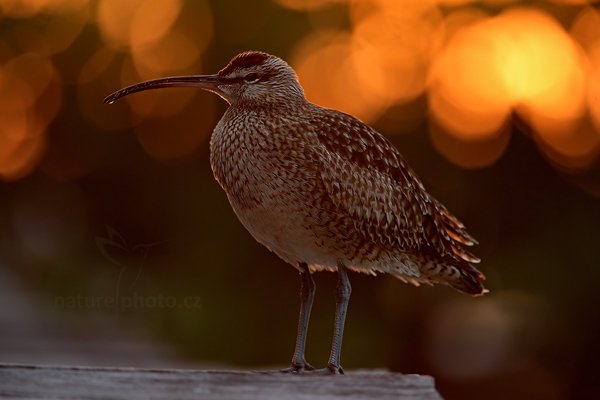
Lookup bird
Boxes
[105,51,487,374]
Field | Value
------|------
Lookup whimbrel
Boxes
[105,51,486,374]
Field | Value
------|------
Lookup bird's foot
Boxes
[280,361,315,373]
[312,364,344,375]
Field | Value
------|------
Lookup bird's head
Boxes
[104,51,305,107]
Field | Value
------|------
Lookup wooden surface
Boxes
[0,364,443,400]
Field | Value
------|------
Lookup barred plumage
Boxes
[105,50,486,374]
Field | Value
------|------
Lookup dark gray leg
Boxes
[326,264,351,374]
[282,262,315,373]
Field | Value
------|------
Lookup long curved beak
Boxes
[104,74,221,104]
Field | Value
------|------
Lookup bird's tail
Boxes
[413,254,487,296]
[448,261,488,296]
[430,200,487,296]
[412,205,485,295]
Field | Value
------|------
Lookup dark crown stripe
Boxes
[219,51,270,76]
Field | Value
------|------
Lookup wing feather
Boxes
[308,109,478,263]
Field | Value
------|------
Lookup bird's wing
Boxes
[309,110,478,260]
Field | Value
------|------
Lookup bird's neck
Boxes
[233,94,309,114]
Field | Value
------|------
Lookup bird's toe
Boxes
[311,364,344,375]
[280,361,315,373]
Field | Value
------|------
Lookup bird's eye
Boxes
[244,73,260,83]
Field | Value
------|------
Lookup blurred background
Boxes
[0,0,599,399]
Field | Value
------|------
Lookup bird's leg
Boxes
[281,262,315,373]
[325,264,351,374]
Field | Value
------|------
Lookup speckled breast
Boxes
[209,108,334,268]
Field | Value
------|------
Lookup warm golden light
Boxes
[79,48,116,84]
[0,112,47,180]
[280,1,600,171]
[292,32,383,121]
[428,7,594,168]
[571,7,600,52]
[350,0,441,104]
[0,0,85,18]
[499,10,585,121]
[1,1,90,57]
[129,0,183,51]
[574,9,600,138]
[587,43,600,134]
[291,0,444,123]
[429,15,512,140]
[535,122,600,171]
[550,0,592,4]
[273,0,344,11]
[96,0,182,50]
[441,8,489,41]
[0,54,60,181]
[124,1,213,119]
[431,9,586,133]
[429,123,511,168]
[1,0,598,179]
